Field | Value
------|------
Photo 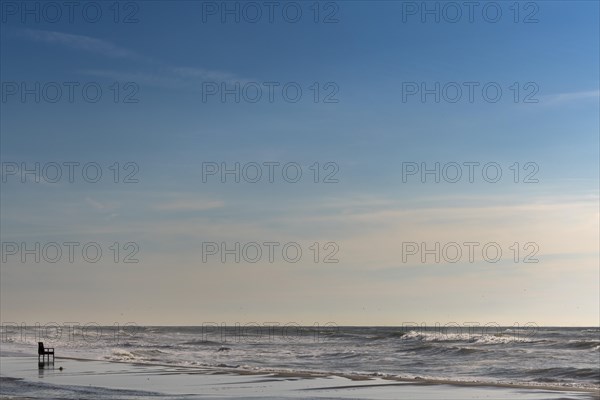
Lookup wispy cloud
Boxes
[542,90,600,105]
[85,196,108,210]
[80,69,190,90]
[170,67,240,82]
[19,29,246,89]
[81,67,245,91]
[21,29,142,60]
[153,198,225,212]
[84,197,121,220]
[85,196,119,212]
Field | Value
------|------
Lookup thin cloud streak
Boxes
[19,29,245,89]
[153,199,225,212]
[542,90,600,105]
[21,29,142,60]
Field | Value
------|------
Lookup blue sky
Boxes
[1,1,598,325]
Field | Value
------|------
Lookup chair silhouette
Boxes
[38,342,54,363]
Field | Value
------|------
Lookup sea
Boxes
[1,325,598,391]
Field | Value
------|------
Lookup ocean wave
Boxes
[452,346,486,355]
[179,339,223,346]
[400,330,536,344]
[105,349,138,361]
[527,367,600,381]
[104,348,168,362]
[369,331,407,340]
[564,339,600,350]
[400,342,486,356]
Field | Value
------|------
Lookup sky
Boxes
[0,1,598,326]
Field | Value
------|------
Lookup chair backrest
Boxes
[38,342,44,354]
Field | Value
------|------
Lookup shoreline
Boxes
[2,353,598,400]
[54,354,600,394]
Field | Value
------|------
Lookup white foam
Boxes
[400,330,536,344]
